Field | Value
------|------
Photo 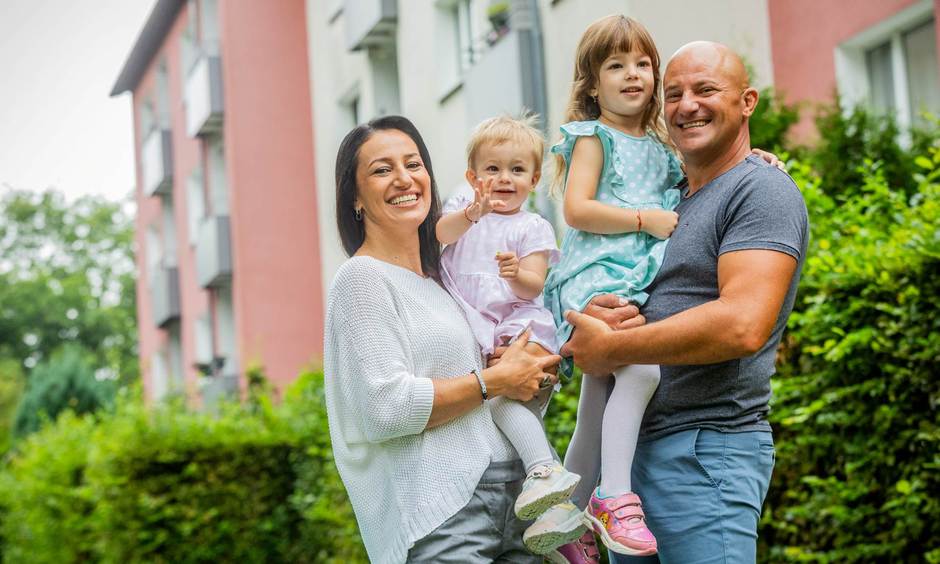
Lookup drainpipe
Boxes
[510,0,555,225]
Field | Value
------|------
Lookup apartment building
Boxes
[769,0,939,141]
[112,0,323,403]
[306,0,776,304]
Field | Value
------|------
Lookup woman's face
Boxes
[355,129,432,238]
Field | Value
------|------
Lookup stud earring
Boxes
[354,208,362,221]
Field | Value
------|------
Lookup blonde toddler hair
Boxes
[467,112,545,171]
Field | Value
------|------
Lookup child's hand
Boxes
[466,177,506,222]
[641,209,679,239]
[496,251,519,279]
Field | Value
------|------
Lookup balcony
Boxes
[150,265,181,328]
[199,371,239,409]
[141,128,173,197]
[344,0,397,51]
[196,215,232,288]
[184,54,224,137]
[464,30,527,127]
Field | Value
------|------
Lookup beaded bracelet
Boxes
[464,204,478,224]
[471,368,487,402]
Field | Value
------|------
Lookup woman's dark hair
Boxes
[335,115,442,279]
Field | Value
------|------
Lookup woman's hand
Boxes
[641,209,679,239]
[483,330,560,401]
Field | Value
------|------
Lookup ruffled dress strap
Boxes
[550,120,616,167]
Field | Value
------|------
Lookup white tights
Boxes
[564,364,661,507]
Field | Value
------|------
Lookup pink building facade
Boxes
[112,0,323,403]
[769,0,940,141]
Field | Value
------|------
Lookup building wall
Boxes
[308,0,775,298]
[133,7,208,400]
[220,0,324,389]
[131,0,322,401]
[768,0,938,140]
[307,0,772,304]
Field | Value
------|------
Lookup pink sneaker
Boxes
[544,530,601,564]
[582,489,657,556]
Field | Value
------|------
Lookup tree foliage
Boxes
[12,345,115,439]
[0,189,137,383]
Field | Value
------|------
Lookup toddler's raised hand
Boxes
[496,251,519,279]
[641,209,679,239]
[466,177,507,222]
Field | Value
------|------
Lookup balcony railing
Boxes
[196,214,232,288]
[344,0,397,51]
[141,128,173,197]
[184,54,224,137]
[151,265,181,328]
[199,371,239,409]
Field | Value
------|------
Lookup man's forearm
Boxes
[602,299,762,366]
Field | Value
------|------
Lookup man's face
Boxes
[663,49,752,163]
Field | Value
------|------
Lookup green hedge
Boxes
[759,149,940,562]
[0,372,367,563]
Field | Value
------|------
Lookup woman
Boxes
[324,115,561,563]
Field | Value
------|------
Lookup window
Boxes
[207,139,229,215]
[835,3,938,135]
[436,0,482,97]
[186,166,206,246]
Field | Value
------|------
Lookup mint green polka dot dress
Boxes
[544,120,684,355]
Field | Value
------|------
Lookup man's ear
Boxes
[741,87,759,117]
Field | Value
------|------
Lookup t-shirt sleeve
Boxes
[328,262,435,444]
[443,190,473,214]
[718,165,809,260]
[518,215,561,265]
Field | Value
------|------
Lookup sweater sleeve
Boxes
[328,264,436,444]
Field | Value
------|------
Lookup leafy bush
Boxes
[749,86,800,153]
[759,148,940,562]
[0,373,367,563]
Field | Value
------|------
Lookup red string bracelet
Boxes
[636,208,642,232]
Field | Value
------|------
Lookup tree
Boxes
[0,188,138,384]
[13,345,114,438]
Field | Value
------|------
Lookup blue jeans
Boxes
[610,428,775,564]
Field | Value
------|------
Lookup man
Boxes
[561,41,809,563]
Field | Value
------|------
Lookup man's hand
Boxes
[582,294,645,329]
[496,251,519,279]
[560,310,620,375]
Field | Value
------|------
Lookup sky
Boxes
[0,0,155,203]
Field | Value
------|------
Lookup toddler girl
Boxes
[437,115,588,554]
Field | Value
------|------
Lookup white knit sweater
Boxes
[324,256,516,564]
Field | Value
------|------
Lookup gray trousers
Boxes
[407,459,542,563]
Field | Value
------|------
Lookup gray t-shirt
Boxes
[640,154,809,440]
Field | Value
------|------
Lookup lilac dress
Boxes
[441,193,560,356]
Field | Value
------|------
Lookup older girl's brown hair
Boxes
[551,15,674,196]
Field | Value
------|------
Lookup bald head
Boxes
[661,41,759,178]
[666,41,750,89]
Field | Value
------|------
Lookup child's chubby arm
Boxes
[563,136,678,239]
[496,250,549,301]
[436,176,505,245]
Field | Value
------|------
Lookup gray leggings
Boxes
[407,459,542,563]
